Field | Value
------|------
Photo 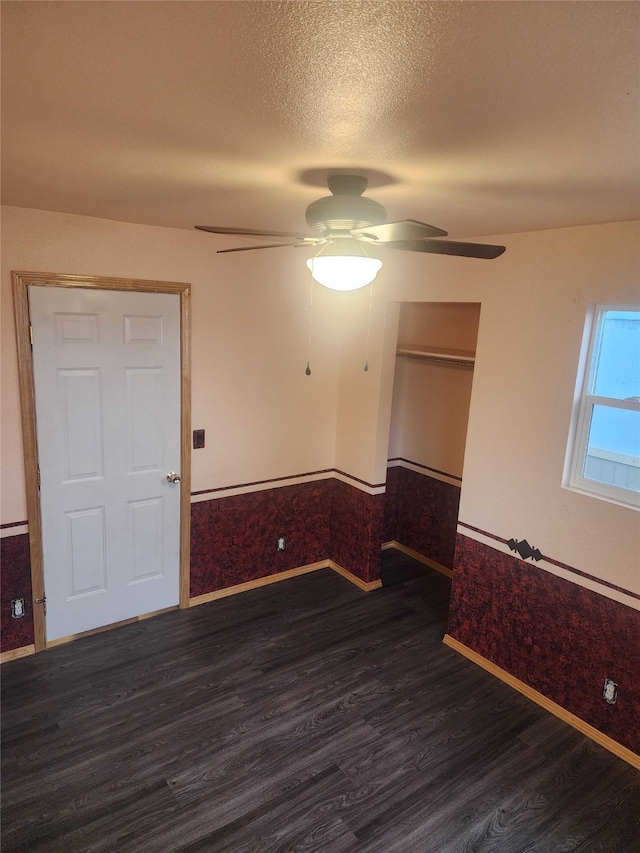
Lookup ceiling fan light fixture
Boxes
[306,238,382,291]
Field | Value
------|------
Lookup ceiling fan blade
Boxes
[196,225,308,239]
[384,239,506,259]
[351,219,448,242]
[217,242,302,254]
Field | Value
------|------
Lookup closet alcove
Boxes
[384,302,481,575]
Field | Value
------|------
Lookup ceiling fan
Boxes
[196,175,505,291]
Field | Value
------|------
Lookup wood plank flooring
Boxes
[2,550,639,852]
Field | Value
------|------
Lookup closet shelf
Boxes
[396,345,475,367]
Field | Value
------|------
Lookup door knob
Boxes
[166,472,181,484]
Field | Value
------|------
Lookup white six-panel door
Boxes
[29,286,181,642]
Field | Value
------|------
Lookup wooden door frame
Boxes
[13,271,192,652]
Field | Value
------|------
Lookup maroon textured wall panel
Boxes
[385,466,460,569]
[448,533,640,753]
[1,533,34,652]
[382,466,400,543]
[330,479,384,583]
[190,480,332,597]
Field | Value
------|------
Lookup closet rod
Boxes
[396,352,475,368]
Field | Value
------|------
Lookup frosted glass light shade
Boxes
[306,255,382,291]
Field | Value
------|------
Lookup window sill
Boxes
[562,480,640,511]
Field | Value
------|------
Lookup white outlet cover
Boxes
[603,678,618,704]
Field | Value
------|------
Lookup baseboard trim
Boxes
[5,563,383,655]
[328,560,383,592]
[189,561,330,606]
[0,644,36,663]
[382,541,453,578]
[443,634,640,771]
[190,559,382,606]
[46,606,179,649]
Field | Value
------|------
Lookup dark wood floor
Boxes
[2,551,639,853]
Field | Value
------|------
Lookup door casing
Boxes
[13,271,192,652]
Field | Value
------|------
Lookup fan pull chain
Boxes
[364,278,374,372]
[305,272,314,375]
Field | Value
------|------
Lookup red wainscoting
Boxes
[448,533,640,754]
[384,465,461,569]
[190,479,333,598]
[191,477,385,595]
[382,465,401,544]
[0,533,34,653]
[330,479,384,584]
[7,481,637,758]
[1,476,384,651]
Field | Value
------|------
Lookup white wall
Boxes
[332,282,399,486]
[338,220,640,597]
[2,207,638,599]
[0,206,342,522]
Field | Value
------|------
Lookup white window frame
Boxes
[564,303,640,510]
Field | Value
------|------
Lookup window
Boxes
[565,305,640,509]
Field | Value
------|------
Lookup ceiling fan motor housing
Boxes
[305,174,386,234]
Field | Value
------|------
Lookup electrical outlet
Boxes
[603,678,618,705]
[11,598,25,618]
[277,536,285,551]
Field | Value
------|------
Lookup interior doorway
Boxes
[13,272,192,651]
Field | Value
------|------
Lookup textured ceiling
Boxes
[1,1,639,239]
